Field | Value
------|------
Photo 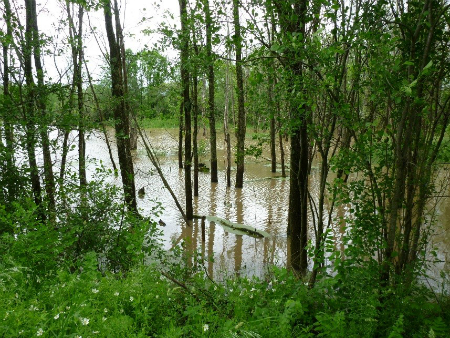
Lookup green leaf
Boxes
[423,60,433,71]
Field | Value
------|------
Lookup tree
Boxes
[179,0,193,220]
[103,0,138,213]
[24,0,57,218]
[65,0,86,187]
[233,0,246,189]
[203,0,218,183]
[274,0,309,275]
[1,0,16,207]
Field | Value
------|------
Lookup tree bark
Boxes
[275,0,309,275]
[23,0,44,219]
[2,0,16,205]
[192,41,200,197]
[179,0,193,220]
[28,0,56,216]
[104,0,137,213]
[178,101,184,169]
[66,1,86,187]
[233,0,246,188]
[203,0,218,183]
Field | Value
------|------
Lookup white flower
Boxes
[213,286,218,291]
[92,288,99,294]
[36,328,44,336]
[203,324,209,332]
[93,331,100,334]
[102,317,107,322]
[29,305,38,311]
[129,296,134,302]
[114,292,119,296]
[155,295,159,299]
[54,313,60,320]
[66,306,70,310]
[104,308,108,313]
[249,294,253,299]
[250,288,256,292]
[80,317,90,326]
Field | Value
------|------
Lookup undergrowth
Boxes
[0,172,449,337]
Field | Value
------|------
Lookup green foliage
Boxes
[245,133,270,159]
[139,117,179,129]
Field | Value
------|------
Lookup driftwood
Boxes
[193,215,270,239]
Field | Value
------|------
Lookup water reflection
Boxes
[63,127,449,283]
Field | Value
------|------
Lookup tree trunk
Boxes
[275,0,309,275]
[66,1,86,187]
[83,58,117,172]
[178,101,184,169]
[233,0,246,188]
[2,0,16,205]
[268,74,276,173]
[113,0,137,151]
[103,0,137,213]
[192,42,200,197]
[203,0,218,183]
[28,0,56,216]
[24,0,44,219]
[179,0,193,220]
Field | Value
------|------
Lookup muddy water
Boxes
[81,128,292,279]
[78,128,449,283]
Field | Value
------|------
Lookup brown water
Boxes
[71,128,449,284]
[81,128,291,280]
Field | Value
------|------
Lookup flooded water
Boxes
[76,128,290,279]
[64,128,449,284]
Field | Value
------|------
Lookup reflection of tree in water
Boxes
[234,189,244,276]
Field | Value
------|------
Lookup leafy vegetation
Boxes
[2,0,450,336]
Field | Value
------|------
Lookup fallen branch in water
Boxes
[193,215,270,239]
[133,116,189,225]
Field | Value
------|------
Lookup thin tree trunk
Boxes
[24,0,44,219]
[203,0,218,183]
[179,0,193,220]
[269,74,276,173]
[192,41,200,197]
[59,130,70,181]
[104,0,137,213]
[224,58,231,187]
[224,23,232,187]
[2,0,16,204]
[66,1,86,187]
[178,101,184,169]
[83,58,117,172]
[76,7,86,187]
[29,0,56,216]
[133,118,188,224]
[233,0,246,188]
[113,0,137,151]
[278,128,286,177]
